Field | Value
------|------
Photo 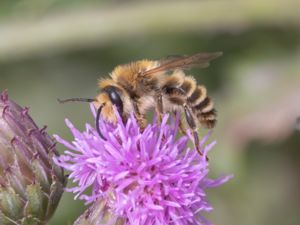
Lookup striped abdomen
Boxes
[187,84,217,128]
[163,72,217,129]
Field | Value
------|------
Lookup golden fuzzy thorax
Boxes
[110,60,158,83]
[110,60,161,97]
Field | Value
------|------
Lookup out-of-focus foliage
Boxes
[0,0,299,225]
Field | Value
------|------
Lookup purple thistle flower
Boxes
[55,105,232,225]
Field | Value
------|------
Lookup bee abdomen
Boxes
[192,94,216,128]
[196,109,217,128]
[180,76,197,97]
[194,97,214,113]
[165,87,186,105]
[168,96,186,105]
[187,85,207,106]
[162,71,185,89]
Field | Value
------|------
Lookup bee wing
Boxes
[143,52,222,76]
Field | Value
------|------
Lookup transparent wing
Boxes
[142,52,222,76]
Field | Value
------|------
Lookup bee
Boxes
[59,52,222,156]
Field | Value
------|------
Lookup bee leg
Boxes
[135,112,147,131]
[155,91,164,123]
[173,111,186,135]
[183,104,205,158]
[179,118,187,135]
[132,100,147,131]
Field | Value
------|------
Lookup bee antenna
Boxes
[96,104,107,140]
[57,98,96,104]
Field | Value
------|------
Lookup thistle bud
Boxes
[0,90,65,225]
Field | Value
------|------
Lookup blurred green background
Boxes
[1,0,300,224]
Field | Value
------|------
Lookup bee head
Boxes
[101,86,123,115]
[58,85,124,140]
[95,86,124,122]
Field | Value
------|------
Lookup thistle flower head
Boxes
[0,90,66,225]
[55,105,232,225]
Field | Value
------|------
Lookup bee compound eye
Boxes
[103,86,124,115]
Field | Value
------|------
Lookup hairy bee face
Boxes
[94,94,113,123]
[94,86,122,123]
[94,85,135,124]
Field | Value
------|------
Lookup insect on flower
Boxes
[59,52,222,156]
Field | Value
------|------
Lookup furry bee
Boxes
[59,52,222,155]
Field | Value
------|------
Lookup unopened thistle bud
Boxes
[0,90,66,225]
